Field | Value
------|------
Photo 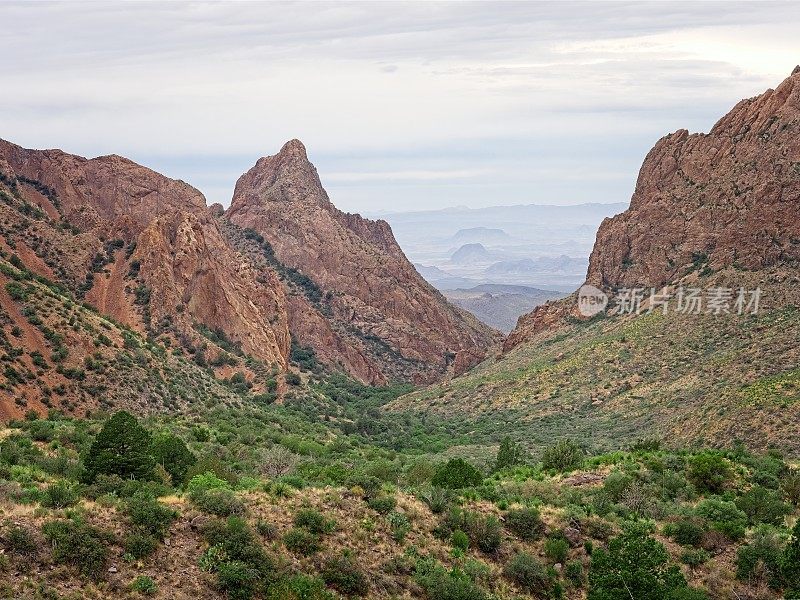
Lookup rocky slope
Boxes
[395,68,800,451]
[226,140,499,384]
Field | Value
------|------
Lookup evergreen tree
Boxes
[82,411,155,483]
[150,432,196,485]
[494,437,525,471]
[784,519,800,594]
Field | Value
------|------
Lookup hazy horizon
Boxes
[2,1,800,212]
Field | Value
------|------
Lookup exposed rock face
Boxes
[587,68,800,289]
[227,140,500,382]
[0,139,290,368]
[506,68,800,351]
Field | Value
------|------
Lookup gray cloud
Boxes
[1,1,799,211]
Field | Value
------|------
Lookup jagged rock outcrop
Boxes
[227,140,500,383]
[506,67,800,351]
[0,140,290,368]
[587,67,800,289]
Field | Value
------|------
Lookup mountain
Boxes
[225,140,499,383]
[394,68,800,452]
[443,285,565,333]
[0,138,498,417]
[486,255,587,275]
[449,243,494,265]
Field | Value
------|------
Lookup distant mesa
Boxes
[450,243,495,264]
[450,227,512,245]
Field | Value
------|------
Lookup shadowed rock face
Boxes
[506,68,800,351]
[227,140,500,383]
[0,139,291,368]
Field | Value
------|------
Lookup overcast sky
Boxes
[1,1,799,213]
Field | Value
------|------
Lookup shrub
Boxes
[464,513,501,554]
[125,491,177,538]
[40,481,79,508]
[259,445,300,480]
[544,535,570,564]
[695,498,748,540]
[784,519,800,593]
[124,531,158,559]
[367,495,397,514]
[294,508,335,534]
[283,528,320,555]
[420,486,451,514]
[82,411,154,483]
[665,518,706,547]
[565,560,584,587]
[2,521,37,556]
[541,439,584,472]
[387,511,411,543]
[494,437,525,472]
[588,522,693,600]
[41,518,112,579]
[265,575,335,600]
[322,554,369,596]
[150,433,195,485]
[504,552,551,595]
[130,575,158,595]
[431,458,483,489]
[603,471,633,502]
[680,549,710,569]
[217,560,259,600]
[451,529,470,551]
[504,506,544,541]
[781,470,800,506]
[415,562,487,600]
[735,485,791,526]
[687,453,731,494]
[736,526,785,588]
[194,488,245,517]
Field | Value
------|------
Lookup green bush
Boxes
[504,506,544,541]
[124,530,158,559]
[695,498,748,540]
[420,486,451,514]
[565,560,584,587]
[40,480,79,508]
[687,453,731,494]
[494,437,525,472]
[82,411,154,483]
[130,575,157,595]
[294,508,335,534]
[451,529,470,551]
[680,548,710,569]
[217,560,259,600]
[415,562,487,600]
[2,521,37,556]
[603,471,633,502]
[367,495,397,514]
[504,552,551,594]
[265,575,335,600]
[41,518,113,579]
[736,526,785,588]
[588,522,694,600]
[194,488,245,517]
[544,535,570,564]
[735,485,791,526]
[464,513,501,554]
[387,511,411,543]
[125,491,177,538]
[541,439,584,472]
[784,519,800,593]
[665,518,706,547]
[322,554,369,596]
[283,528,320,555]
[431,458,483,489]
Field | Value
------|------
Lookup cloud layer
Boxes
[1,1,799,211]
